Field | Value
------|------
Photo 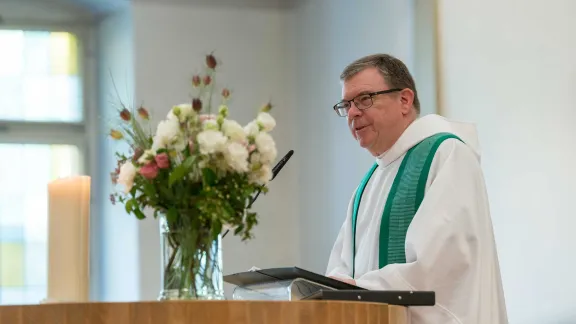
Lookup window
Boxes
[0,29,87,305]
[0,30,82,122]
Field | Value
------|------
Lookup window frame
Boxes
[0,23,93,173]
[0,21,99,303]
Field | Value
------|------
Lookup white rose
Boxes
[249,164,272,185]
[168,104,194,122]
[155,118,181,148]
[222,120,247,143]
[257,112,276,132]
[224,142,249,172]
[244,121,259,137]
[118,162,137,193]
[197,129,227,155]
[254,132,277,163]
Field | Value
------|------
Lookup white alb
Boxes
[326,114,508,324]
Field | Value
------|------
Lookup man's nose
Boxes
[348,102,362,118]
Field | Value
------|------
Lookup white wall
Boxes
[293,0,418,274]
[438,1,576,322]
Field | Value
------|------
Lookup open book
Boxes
[224,266,364,291]
[224,266,435,306]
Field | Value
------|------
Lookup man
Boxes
[326,54,508,324]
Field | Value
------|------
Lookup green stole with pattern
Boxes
[351,132,463,277]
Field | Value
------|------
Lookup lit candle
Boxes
[46,176,90,302]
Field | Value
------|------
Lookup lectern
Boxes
[0,267,434,324]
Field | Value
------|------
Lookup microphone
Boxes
[222,150,294,238]
[271,149,294,181]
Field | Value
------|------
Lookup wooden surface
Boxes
[0,300,408,324]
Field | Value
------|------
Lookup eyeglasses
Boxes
[333,88,402,117]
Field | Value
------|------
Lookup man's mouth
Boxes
[355,125,368,131]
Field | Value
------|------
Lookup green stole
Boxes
[351,132,463,277]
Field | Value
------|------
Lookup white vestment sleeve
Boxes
[325,195,355,280]
[354,140,507,324]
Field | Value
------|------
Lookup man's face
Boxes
[342,67,411,156]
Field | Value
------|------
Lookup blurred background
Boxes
[0,0,575,323]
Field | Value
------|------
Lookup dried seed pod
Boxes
[222,88,230,98]
[192,75,201,87]
[110,129,123,140]
[120,108,131,121]
[137,107,149,120]
[203,75,212,85]
[206,54,217,69]
[192,98,202,112]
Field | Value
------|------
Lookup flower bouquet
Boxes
[109,54,278,300]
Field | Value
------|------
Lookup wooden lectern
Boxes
[0,300,408,324]
[0,267,433,323]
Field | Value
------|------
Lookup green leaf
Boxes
[125,199,135,213]
[168,156,196,187]
[159,186,174,201]
[142,181,156,197]
[202,167,217,187]
[211,219,222,238]
[134,208,146,220]
[167,207,178,223]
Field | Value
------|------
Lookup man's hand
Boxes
[329,276,356,286]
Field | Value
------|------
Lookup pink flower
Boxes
[155,153,170,169]
[139,162,159,179]
[248,144,256,153]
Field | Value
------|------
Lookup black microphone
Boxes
[271,149,294,181]
[222,150,294,238]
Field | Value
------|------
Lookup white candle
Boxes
[47,176,90,302]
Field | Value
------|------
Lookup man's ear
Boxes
[399,88,415,114]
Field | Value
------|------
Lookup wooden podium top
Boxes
[0,300,408,324]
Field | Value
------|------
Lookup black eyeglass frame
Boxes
[333,88,403,117]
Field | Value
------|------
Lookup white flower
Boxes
[151,136,166,152]
[155,118,181,148]
[224,142,249,172]
[250,152,261,165]
[203,119,219,131]
[138,149,156,164]
[168,104,194,122]
[172,138,188,152]
[249,164,272,185]
[197,129,227,155]
[257,112,276,132]
[244,121,259,137]
[222,120,247,143]
[118,162,137,193]
[254,132,277,163]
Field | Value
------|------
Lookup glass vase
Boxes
[157,213,224,300]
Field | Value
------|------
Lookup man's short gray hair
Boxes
[340,53,420,114]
